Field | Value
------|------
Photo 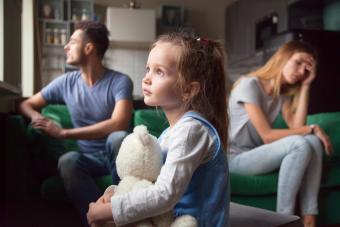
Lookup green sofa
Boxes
[4,105,340,226]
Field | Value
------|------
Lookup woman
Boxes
[228,40,333,227]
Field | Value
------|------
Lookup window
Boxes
[0,0,3,82]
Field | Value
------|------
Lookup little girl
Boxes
[87,32,230,226]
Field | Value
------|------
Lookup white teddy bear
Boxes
[103,125,197,227]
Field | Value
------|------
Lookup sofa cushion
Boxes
[230,172,278,195]
[133,109,169,138]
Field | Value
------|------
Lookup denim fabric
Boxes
[229,135,323,215]
[58,131,127,226]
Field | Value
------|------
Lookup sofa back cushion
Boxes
[133,109,169,138]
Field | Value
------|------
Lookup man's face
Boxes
[64,29,86,66]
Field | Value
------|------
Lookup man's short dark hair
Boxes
[75,21,109,58]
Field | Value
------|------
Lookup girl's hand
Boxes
[301,58,316,87]
[87,202,108,226]
[87,202,113,226]
[97,185,116,204]
[313,125,333,156]
[87,202,103,226]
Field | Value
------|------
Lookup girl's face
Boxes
[142,42,183,110]
[281,52,315,85]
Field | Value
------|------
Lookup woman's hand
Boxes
[301,57,316,87]
[313,125,333,156]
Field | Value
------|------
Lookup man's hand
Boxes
[30,113,45,123]
[31,118,65,139]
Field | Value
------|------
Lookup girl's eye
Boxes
[156,69,164,76]
[145,66,150,73]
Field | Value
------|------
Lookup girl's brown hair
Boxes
[240,40,317,113]
[154,32,230,150]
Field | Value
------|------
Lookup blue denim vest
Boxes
[160,111,230,227]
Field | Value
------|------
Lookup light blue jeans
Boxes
[229,135,323,215]
[58,131,128,226]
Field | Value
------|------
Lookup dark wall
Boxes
[225,0,288,63]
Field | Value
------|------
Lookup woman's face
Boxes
[281,52,315,85]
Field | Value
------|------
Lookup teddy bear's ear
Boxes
[133,125,148,134]
[133,125,151,146]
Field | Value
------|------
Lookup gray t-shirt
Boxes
[41,69,133,153]
[229,76,285,155]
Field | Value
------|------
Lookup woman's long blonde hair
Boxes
[237,41,317,113]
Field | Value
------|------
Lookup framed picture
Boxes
[161,5,185,27]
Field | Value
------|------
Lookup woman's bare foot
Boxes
[303,215,316,227]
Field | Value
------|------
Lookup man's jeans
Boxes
[58,131,128,226]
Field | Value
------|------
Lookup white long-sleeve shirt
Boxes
[111,117,215,225]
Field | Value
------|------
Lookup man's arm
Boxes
[19,92,48,122]
[20,90,133,140]
[32,99,133,140]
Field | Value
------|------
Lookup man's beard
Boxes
[67,52,86,67]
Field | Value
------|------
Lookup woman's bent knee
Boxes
[286,135,313,157]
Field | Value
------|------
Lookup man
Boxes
[19,21,133,226]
